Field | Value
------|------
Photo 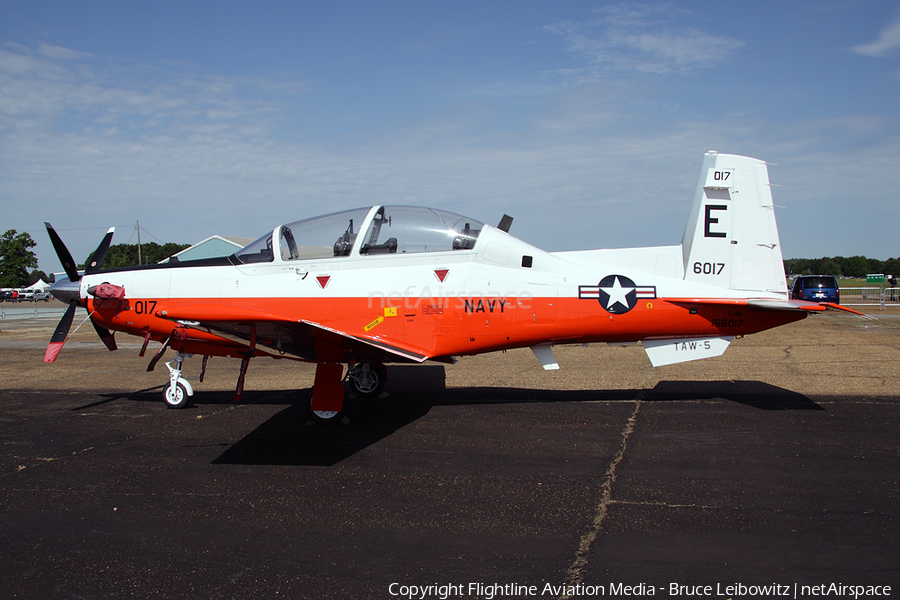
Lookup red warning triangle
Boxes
[316,275,331,288]
[434,269,449,283]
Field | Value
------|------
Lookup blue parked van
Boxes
[791,275,840,304]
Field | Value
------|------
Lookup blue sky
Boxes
[2,1,900,273]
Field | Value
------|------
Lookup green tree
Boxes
[27,270,51,286]
[0,230,39,287]
[843,255,868,278]
[866,257,885,275]
[820,259,842,276]
[787,256,900,278]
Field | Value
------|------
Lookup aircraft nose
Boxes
[48,277,81,304]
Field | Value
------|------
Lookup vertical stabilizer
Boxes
[681,152,787,297]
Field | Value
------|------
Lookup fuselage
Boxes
[73,210,803,363]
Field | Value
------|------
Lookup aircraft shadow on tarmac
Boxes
[432,380,822,411]
[87,366,822,467]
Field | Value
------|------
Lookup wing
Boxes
[157,303,429,364]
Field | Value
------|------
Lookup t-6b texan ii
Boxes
[42,151,862,420]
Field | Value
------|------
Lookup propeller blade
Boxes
[91,318,118,351]
[44,301,78,363]
[44,222,81,283]
[85,227,115,274]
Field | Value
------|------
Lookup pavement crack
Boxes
[560,398,642,599]
[1,444,112,479]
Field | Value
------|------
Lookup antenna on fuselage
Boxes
[497,214,513,233]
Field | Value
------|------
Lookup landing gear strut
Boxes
[309,362,345,422]
[162,352,194,409]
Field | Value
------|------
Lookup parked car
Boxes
[791,275,840,304]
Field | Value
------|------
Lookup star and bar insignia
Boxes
[579,275,656,314]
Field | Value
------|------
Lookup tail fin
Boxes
[681,151,787,297]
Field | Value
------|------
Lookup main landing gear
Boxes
[347,362,386,398]
[309,362,387,422]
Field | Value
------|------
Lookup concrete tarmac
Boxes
[0,314,897,599]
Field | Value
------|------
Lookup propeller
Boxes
[43,224,118,363]
[45,222,80,283]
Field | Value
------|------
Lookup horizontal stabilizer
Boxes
[821,302,873,318]
[643,336,733,367]
[666,297,871,317]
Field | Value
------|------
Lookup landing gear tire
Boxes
[311,409,342,422]
[347,362,386,397]
[306,390,343,422]
[163,381,190,409]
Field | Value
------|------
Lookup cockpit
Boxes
[233,206,483,264]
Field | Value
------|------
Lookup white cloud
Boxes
[36,43,95,61]
[0,47,68,79]
[853,13,900,57]
[4,36,900,272]
[546,4,743,76]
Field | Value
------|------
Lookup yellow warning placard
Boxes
[364,316,384,332]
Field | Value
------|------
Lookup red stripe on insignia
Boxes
[578,286,600,299]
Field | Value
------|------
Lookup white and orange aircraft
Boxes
[43,152,861,420]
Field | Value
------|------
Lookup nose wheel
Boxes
[347,362,386,397]
[163,380,190,409]
[162,353,194,409]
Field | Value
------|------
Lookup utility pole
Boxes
[136,221,142,266]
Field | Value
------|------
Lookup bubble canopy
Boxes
[233,206,484,264]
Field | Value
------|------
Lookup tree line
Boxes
[94,242,191,269]
[785,256,900,278]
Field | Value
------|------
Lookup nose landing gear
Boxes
[162,352,194,409]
